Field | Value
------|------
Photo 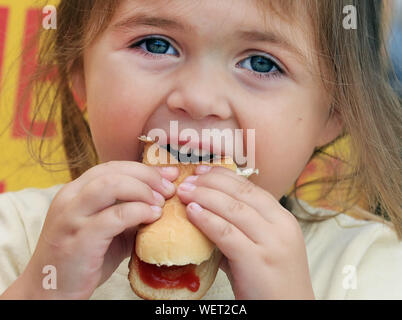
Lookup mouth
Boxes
[138,135,259,177]
[138,134,238,165]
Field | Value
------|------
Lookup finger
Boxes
[195,165,244,182]
[191,167,283,223]
[186,202,256,263]
[86,201,162,243]
[69,174,166,216]
[153,166,180,182]
[67,161,178,199]
[177,184,269,244]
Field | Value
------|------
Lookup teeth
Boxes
[169,143,180,152]
[177,145,210,157]
[191,148,210,157]
[166,143,215,162]
[178,145,189,153]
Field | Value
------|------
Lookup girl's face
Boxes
[76,0,343,200]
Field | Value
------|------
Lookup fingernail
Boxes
[197,165,211,174]
[178,182,196,192]
[183,175,198,183]
[152,190,165,205]
[188,202,203,213]
[162,178,175,192]
[150,206,162,214]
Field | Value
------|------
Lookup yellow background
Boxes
[0,0,68,193]
[0,0,367,216]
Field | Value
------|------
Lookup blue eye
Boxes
[237,55,283,79]
[129,36,178,57]
[129,36,284,80]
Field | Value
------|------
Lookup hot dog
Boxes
[128,136,237,300]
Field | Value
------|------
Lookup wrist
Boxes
[2,264,62,300]
[20,263,93,300]
[1,272,33,299]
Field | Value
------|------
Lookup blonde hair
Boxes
[23,0,402,237]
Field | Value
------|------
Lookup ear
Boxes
[315,108,344,148]
[70,65,87,111]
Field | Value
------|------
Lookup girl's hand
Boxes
[20,161,179,299]
[176,165,315,300]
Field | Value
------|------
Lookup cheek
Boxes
[250,124,316,200]
[87,107,144,162]
[242,97,326,199]
[84,51,154,161]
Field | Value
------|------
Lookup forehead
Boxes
[112,0,308,34]
[110,0,314,60]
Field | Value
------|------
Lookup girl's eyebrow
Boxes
[112,12,307,63]
[235,30,306,62]
[112,13,194,33]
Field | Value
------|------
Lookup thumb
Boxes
[98,227,137,286]
[219,256,234,283]
[219,255,229,273]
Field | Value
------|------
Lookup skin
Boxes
[2,0,343,299]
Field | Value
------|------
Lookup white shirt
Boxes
[0,184,401,299]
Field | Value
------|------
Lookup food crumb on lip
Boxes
[138,135,155,142]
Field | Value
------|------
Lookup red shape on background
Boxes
[12,8,56,138]
[0,7,9,85]
[71,87,86,112]
[0,181,5,193]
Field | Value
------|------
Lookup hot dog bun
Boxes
[128,137,237,300]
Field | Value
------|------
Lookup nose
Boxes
[166,60,232,120]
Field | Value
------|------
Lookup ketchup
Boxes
[137,255,200,292]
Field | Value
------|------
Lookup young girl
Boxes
[1,0,401,299]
